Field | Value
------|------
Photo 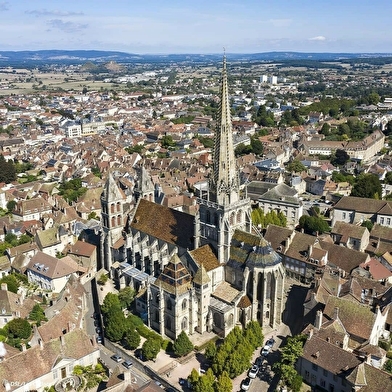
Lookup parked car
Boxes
[261,344,271,356]
[110,354,122,363]
[266,337,275,348]
[95,327,102,334]
[96,335,103,344]
[122,359,133,369]
[248,364,259,379]
[241,377,252,391]
[255,356,264,367]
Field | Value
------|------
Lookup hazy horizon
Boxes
[1,1,391,54]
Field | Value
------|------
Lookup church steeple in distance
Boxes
[210,54,240,206]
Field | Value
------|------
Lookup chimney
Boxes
[21,343,26,352]
[315,309,323,329]
[333,307,339,320]
[39,338,44,350]
[60,334,65,346]
[1,283,7,291]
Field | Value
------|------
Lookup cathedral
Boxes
[100,56,286,340]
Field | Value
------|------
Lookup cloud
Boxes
[309,36,326,41]
[47,19,88,33]
[26,9,83,17]
[0,2,9,11]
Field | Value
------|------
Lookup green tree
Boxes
[204,341,217,361]
[298,215,330,234]
[0,155,16,183]
[161,135,176,148]
[215,371,232,392]
[6,318,32,339]
[104,309,127,342]
[384,359,392,373]
[124,328,141,350]
[194,368,214,392]
[173,330,194,357]
[243,320,264,349]
[0,275,19,293]
[351,174,382,199]
[250,137,263,156]
[189,368,200,388]
[385,171,392,185]
[6,200,16,213]
[142,337,161,361]
[330,149,350,166]
[273,335,305,392]
[286,159,306,173]
[28,304,47,326]
[361,220,374,231]
[118,287,136,310]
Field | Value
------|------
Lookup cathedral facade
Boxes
[101,57,286,340]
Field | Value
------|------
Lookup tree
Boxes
[28,304,47,326]
[243,320,264,349]
[0,155,16,183]
[286,159,306,173]
[330,149,350,166]
[250,137,263,156]
[104,309,127,342]
[142,337,161,361]
[0,275,19,293]
[194,368,214,392]
[215,371,232,392]
[6,318,32,339]
[298,215,330,235]
[273,335,305,392]
[124,328,141,350]
[6,200,16,213]
[361,220,373,231]
[173,330,194,357]
[351,174,382,199]
[188,368,200,389]
[161,135,176,148]
[118,287,136,310]
[204,341,217,361]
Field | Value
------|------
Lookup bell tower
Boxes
[195,55,252,263]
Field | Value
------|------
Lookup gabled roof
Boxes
[302,334,361,376]
[323,296,375,340]
[130,198,194,250]
[333,196,392,214]
[0,329,98,387]
[188,244,220,272]
[27,251,78,279]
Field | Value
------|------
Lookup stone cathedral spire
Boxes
[195,55,252,263]
[210,55,240,205]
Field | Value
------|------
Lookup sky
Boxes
[1,0,392,54]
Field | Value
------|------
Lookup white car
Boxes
[261,344,271,356]
[248,364,259,379]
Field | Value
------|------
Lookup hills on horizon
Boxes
[1,49,392,66]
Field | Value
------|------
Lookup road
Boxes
[245,278,309,392]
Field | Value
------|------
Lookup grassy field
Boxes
[0,68,118,95]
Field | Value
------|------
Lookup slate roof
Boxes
[130,198,195,250]
[228,229,282,270]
